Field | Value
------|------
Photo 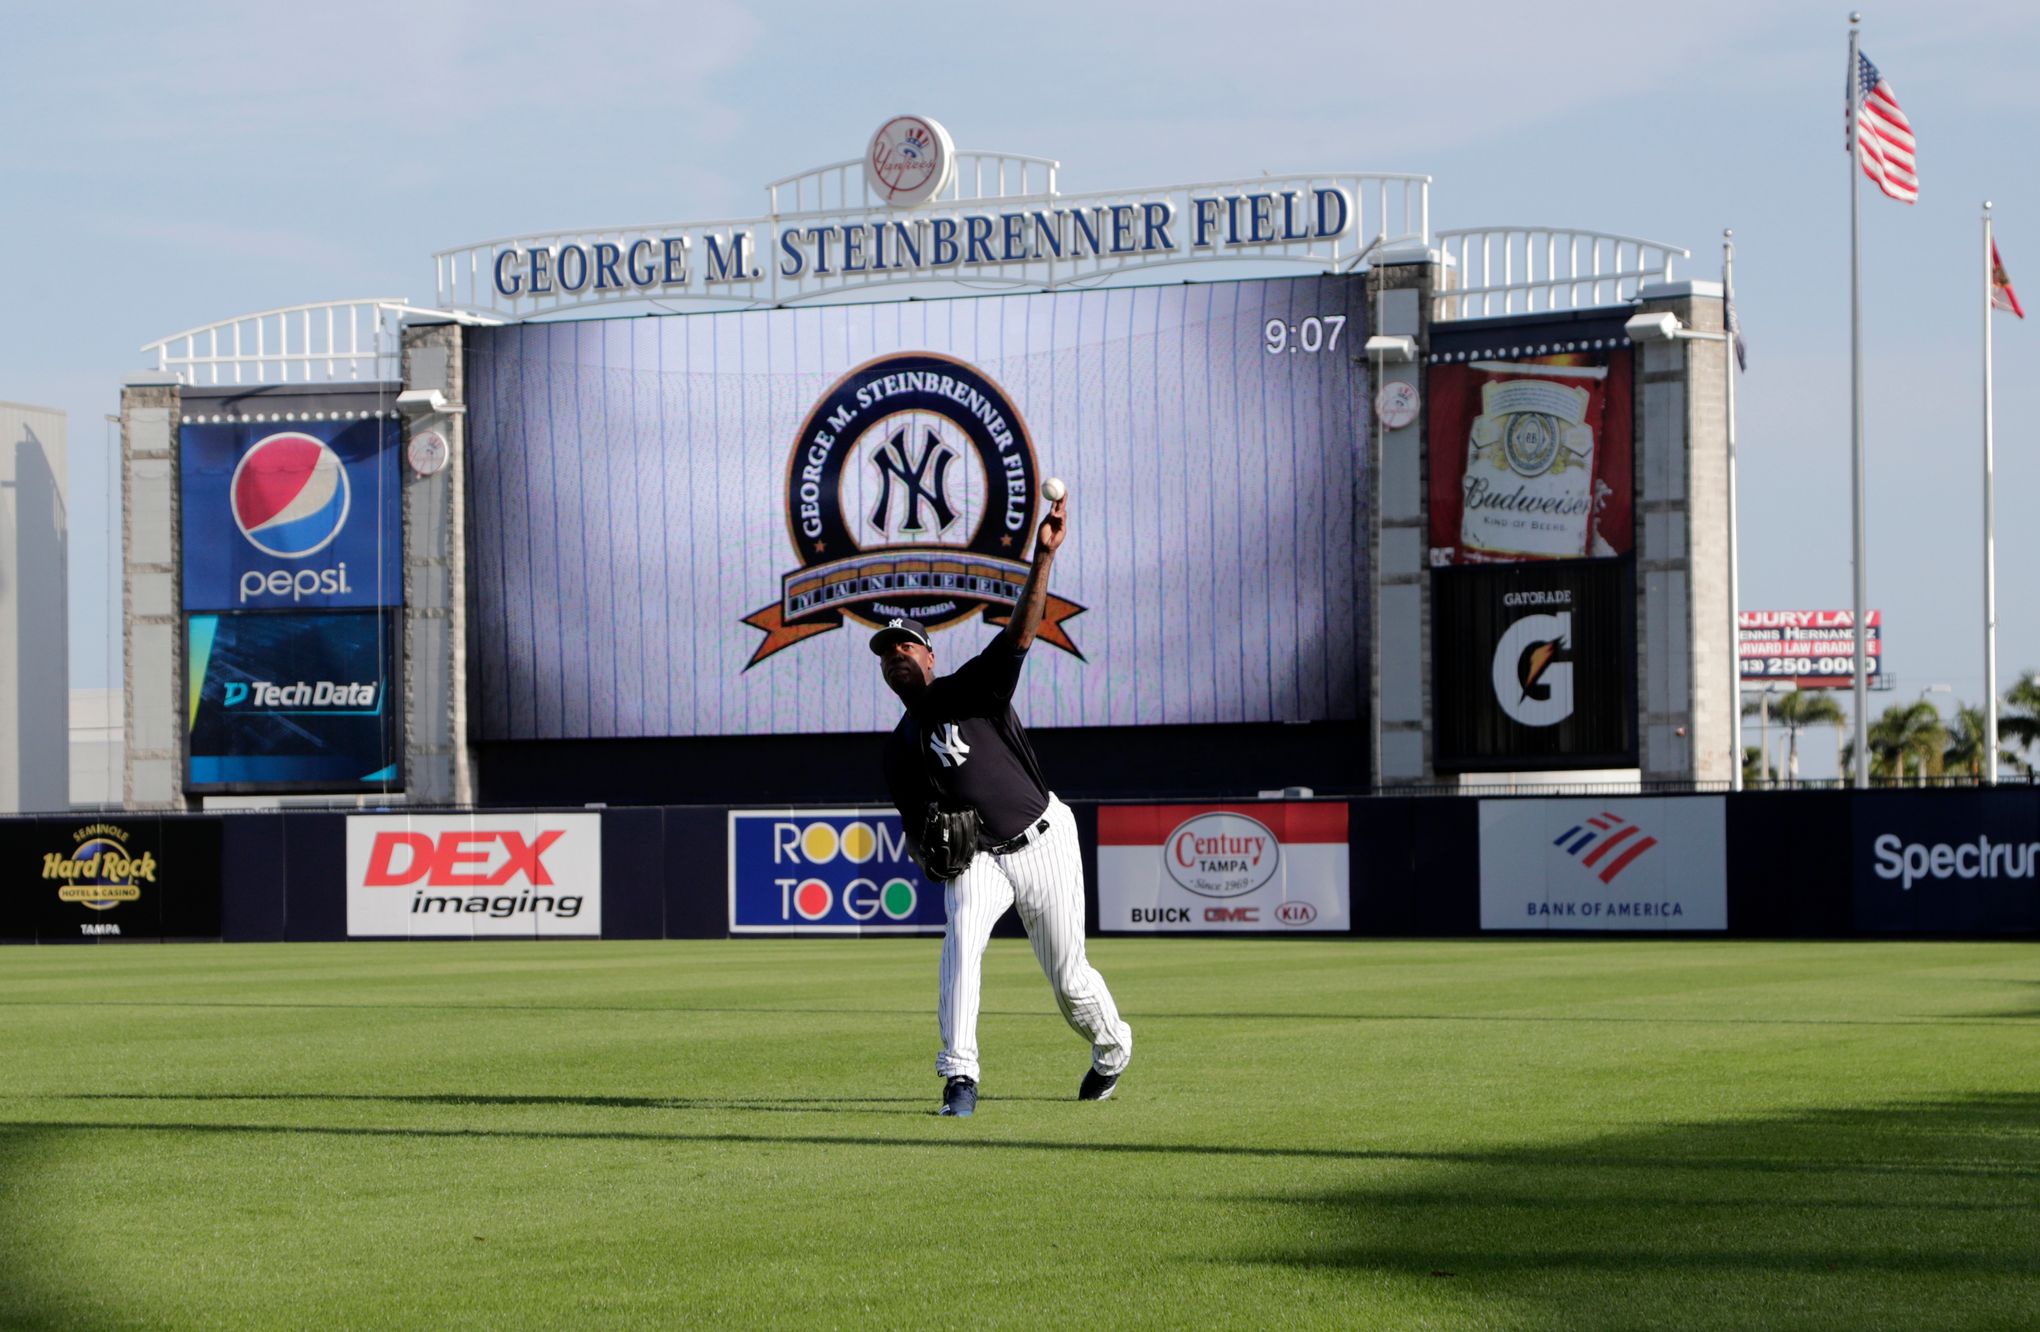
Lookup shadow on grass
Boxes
[60,1091,1076,1114]
[3,998,2033,1029]
[1235,1091,2040,1327]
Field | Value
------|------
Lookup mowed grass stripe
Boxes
[1,940,2036,1329]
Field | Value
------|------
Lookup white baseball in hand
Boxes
[1042,477,1067,503]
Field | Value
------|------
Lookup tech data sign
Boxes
[435,115,1411,320]
[728,810,946,935]
[1479,797,1726,931]
[1098,803,1350,932]
[345,814,601,937]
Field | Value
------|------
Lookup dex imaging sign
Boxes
[1479,797,1727,931]
[346,814,601,937]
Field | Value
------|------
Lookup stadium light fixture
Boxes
[396,388,451,418]
[1363,334,1418,363]
[1623,311,1726,344]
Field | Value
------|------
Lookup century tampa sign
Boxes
[434,115,1424,318]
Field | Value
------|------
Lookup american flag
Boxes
[1850,52,1918,204]
[1725,294,1748,372]
[1991,238,2024,319]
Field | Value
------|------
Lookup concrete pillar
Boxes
[1633,282,1733,784]
[1367,253,1444,787]
[0,401,69,812]
[400,323,475,806]
[121,373,188,809]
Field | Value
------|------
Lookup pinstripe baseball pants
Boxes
[936,796,1132,1084]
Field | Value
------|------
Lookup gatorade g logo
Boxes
[1494,610,1574,727]
[231,432,351,558]
[742,352,1085,666]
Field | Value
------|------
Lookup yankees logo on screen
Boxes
[743,352,1087,666]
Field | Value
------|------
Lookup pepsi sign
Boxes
[180,414,401,611]
[727,810,947,934]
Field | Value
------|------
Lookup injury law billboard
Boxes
[1097,802,1350,932]
[465,274,1370,741]
[727,810,946,935]
[180,410,402,612]
[345,814,601,938]
[1740,609,1882,688]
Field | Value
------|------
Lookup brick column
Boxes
[121,373,189,809]
[400,324,474,806]
[1633,283,1733,784]
[1368,251,1443,785]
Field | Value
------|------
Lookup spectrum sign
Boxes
[727,810,946,935]
[180,414,402,612]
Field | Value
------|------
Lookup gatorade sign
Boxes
[727,809,946,935]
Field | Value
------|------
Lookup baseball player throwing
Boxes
[873,491,1132,1117]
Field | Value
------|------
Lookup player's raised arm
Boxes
[1003,484,1067,651]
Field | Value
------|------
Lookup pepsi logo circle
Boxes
[230,433,352,558]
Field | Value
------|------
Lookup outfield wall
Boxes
[7,789,2035,943]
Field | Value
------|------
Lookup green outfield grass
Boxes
[2,939,2037,1329]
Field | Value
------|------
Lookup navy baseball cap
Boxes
[868,618,932,655]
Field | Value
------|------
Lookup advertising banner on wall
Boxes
[1432,558,1636,772]
[728,810,946,934]
[1479,797,1727,931]
[1852,792,2040,934]
[180,413,402,612]
[1097,802,1349,931]
[1740,609,1883,688]
[466,275,1370,741]
[11,816,224,943]
[1427,339,1634,566]
[345,814,602,937]
[186,611,401,792]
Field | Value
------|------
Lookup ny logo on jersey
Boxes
[870,427,958,535]
[928,723,972,768]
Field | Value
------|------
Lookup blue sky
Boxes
[5,0,2035,767]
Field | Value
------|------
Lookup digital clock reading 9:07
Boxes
[1263,315,1348,355]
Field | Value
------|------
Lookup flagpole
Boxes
[1725,230,1744,791]
[1848,12,1870,787]
[1984,201,1999,784]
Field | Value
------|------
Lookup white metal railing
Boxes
[142,299,409,386]
[1433,227,1688,320]
[766,149,1060,214]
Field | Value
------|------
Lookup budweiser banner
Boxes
[1429,345,1633,565]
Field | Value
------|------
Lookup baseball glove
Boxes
[915,802,980,882]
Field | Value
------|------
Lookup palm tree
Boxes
[1742,746,1766,787]
[1949,700,2036,778]
[2001,670,2040,760]
[1742,688,1848,782]
[1843,700,1947,783]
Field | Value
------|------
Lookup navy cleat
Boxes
[938,1076,977,1117]
[1078,1068,1120,1102]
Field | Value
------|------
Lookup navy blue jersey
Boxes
[882,636,1051,842]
